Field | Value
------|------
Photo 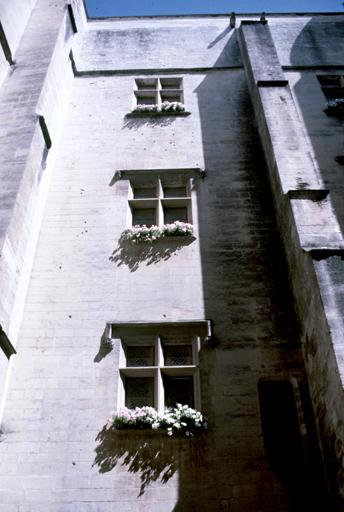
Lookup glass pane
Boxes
[161,92,182,103]
[164,376,194,408]
[133,187,156,199]
[164,345,192,366]
[160,78,182,90]
[136,95,157,106]
[132,208,156,227]
[126,346,154,367]
[163,207,188,224]
[136,78,157,90]
[163,186,187,198]
[125,377,154,408]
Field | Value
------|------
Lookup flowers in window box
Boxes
[324,98,344,117]
[122,224,161,243]
[108,404,207,437]
[134,104,159,113]
[162,221,193,237]
[160,101,185,112]
[133,101,186,114]
[122,221,194,243]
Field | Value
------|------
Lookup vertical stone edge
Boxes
[238,20,344,505]
[0,3,78,423]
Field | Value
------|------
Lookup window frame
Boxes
[108,321,211,413]
[127,175,193,228]
[117,334,200,412]
[133,77,184,109]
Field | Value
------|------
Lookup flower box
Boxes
[127,101,191,118]
[122,222,194,243]
[108,404,207,437]
[127,111,191,118]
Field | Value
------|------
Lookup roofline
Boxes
[85,11,344,22]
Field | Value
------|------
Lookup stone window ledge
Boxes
[123,234,196,244]
[126,111,191,118]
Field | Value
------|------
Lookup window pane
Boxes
[160,78,182,90]
[163,207,188,224]
[136,95,157,106]
[164,345,193,366]
[132,208,156,226]
[164,376,194,408]
[163,186,187,198]
[125,377,154,408]
[133,187,156,199]
[136,78,157,90]
[126,346,154,367]
[161,92,182,103]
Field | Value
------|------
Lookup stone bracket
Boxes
[38,115,52,149]
[0,326,16,360]
[0,21,14,65]
[67,4,78,34]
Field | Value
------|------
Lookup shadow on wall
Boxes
[93,426,205,497]
[109,237,194,272]
[291,17,344,230]
[122,115,178,131]
[94,427,176,496]
[173,19,326,512]
[290,16,344,506]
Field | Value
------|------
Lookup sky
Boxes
[85,0,343,17]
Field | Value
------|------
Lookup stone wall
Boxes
[238,20,344,505]
[0,0,37,59]
[0,0,75,416]
[0,5,342,511]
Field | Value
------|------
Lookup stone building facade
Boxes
[0,1,343,510]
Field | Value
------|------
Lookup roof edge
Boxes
[86,12,344,22]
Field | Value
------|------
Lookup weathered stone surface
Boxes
[238,16,344,508]
[0,2,342,511]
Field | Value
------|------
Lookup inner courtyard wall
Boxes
[0,5,342,510]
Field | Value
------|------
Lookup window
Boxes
[119,334,200,411]
[128,175,192,227]
[317,74,344,100]
[134,77,183,108]
[109,322,210,412]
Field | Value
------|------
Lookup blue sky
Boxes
[85,0,343,17]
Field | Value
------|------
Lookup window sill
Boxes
[125,234,195,244]
[113,428,167,437]
[126,111,191,118]
[161,234,195,242]
[111,427,205,439]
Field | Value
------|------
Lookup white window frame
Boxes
[127,175,193,228]
[117,334,200,413]
[133,77,184,109]
[108,321,212,413]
